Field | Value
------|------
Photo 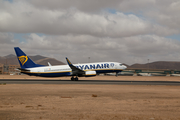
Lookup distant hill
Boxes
[28,55,47,61]
[128,61,180,70]
[1,54,180,70]
[0,54,65,66]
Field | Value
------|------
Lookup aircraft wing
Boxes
[66,57,85,75]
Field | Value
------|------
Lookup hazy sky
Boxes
[0,0,180,65]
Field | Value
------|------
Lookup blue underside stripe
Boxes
[24,72,71,77]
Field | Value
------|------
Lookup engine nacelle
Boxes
[84,71,96,77]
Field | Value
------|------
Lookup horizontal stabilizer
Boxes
[16,68,30,71]
[48,62,52,66]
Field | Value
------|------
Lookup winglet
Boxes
[66,57,73,66]
[65,57,84,75]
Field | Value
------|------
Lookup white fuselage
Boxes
[22,62,127,77]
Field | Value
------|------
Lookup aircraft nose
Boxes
[123,65,127,69]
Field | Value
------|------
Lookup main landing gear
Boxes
[71,76,79,81]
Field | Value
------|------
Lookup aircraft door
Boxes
[114,63,117,69]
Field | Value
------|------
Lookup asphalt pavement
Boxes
[0,79,180,85]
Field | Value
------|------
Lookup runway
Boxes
[1,79,180,85]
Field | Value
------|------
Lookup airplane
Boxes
[14,47,127,81]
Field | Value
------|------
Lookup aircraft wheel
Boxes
[71,77,75,81]
[75,77,78,81]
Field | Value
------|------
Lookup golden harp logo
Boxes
[18,55,28,65]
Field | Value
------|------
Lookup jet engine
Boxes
[84,71,96,77]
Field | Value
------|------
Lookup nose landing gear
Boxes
[116,72,119,77]
[71,76,79,81]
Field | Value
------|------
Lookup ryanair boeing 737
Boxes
[14,47,127,81]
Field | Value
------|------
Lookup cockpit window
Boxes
[119,64,122,66]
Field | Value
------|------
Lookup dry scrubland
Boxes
[0,75,180,120]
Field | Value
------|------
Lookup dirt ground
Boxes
[1,76,180,120]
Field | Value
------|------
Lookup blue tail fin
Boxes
[14,47,44,68]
